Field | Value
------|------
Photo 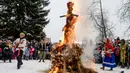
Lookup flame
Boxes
[49,1,97,73]
[49,67,59,73]
[53,67,59,73]
[70,0,79,12]
[49,1,79,73]
[59,2,79,48]
[63,17,78,45]
[59,32,64,45]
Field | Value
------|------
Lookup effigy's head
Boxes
[67,2,74,8]
[67,2,74,11]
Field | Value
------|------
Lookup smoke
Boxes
[71,0,99,68]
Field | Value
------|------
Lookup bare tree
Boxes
[88,0,115,41]
[118,0,130,23]
[118,0,130,36]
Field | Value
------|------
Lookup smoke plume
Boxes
[71,0,98,68]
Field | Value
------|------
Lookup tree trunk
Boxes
[99,0,107,39]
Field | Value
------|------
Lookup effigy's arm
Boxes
[72,14,79,17]
[60,15,66,18]
[60,13,79,18]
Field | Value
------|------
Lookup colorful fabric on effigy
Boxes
[102,38,116,68]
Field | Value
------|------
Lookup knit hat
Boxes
[20,32,25,36]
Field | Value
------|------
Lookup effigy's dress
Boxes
[63,13,78,47]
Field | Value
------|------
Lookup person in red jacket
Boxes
[101,38,116,71]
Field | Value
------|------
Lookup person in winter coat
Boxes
[29,46,35,60]
[3,46,13,63]
[12,44,17,59]
[0,48,2,60]
[33,42,39,60]
[24,46,29,60]
[127,44,130,69]
[45,42,52,59]
[114,39,120,66]
[101,38,116,71]
[0,40,6,49]
[7,40,12,49]
[38,39,47,62]
[14,32,26,69]
[120,39,128,68]
[96,46,102,63]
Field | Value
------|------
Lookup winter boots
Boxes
[100,66,113,71]
[17,62,23,69]
[109,68,113,71]
[100,66,105,70]
[120,71,124,73]
[121,63,125,68]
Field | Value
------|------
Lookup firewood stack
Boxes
[49,43,97,73]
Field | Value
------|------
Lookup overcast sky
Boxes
[45,0,127,42]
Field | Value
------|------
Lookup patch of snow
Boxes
[0,60,51,73]
[0,60,129,73]
[95,64,128,73]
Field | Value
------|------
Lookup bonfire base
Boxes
[49,44,97,73]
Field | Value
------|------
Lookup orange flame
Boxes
[59,32,64,45]
[49,1,79,73]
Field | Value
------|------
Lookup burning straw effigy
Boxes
[49,2,97,73]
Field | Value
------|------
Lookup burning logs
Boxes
[49,1,97,73]
[49,43,97,73]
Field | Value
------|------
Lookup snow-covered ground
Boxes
[0,60,50,73]
[95,64,129,73]
[0,60,129,73]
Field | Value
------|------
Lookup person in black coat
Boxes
[33,42,39,60]
[3,46,13,63]
[46,42,52,59]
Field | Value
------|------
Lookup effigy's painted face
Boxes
[69,2,74,8]
[67,2,74,11]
